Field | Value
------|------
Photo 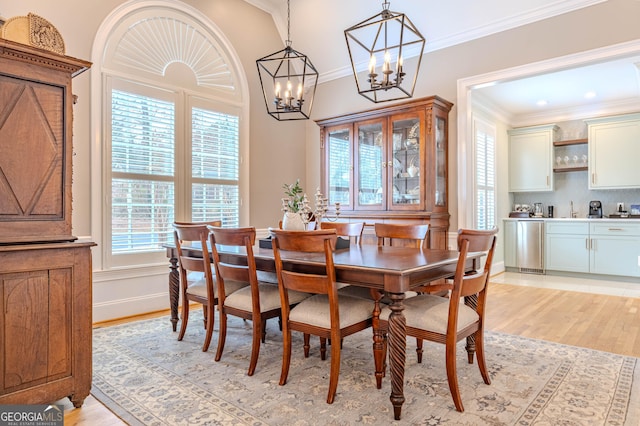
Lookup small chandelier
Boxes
[256,0,318,121]
[344,0,425,103]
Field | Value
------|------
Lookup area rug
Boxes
[92,313,640,425]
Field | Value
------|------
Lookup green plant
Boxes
[282,179,305,213]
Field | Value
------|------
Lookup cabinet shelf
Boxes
[554,166,587,173]
[553,138,588,147]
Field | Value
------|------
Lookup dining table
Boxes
[164,240,481,420]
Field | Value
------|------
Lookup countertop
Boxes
[503,216,640,222]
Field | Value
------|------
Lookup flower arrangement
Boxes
[282,179,305,213]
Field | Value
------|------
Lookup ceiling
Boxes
[246,0,640,121]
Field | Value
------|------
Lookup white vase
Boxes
[282,212,306,231]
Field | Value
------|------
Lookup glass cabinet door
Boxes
[435,115,447,207]
[326,126,352,208]
[390,112,423,210]
[355,120,384,210]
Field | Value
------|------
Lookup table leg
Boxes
[371,289,385,389]
[387,292,407,420]
[168,256,180,332]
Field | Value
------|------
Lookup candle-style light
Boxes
[256,0,318,120]
[344,0,425,103]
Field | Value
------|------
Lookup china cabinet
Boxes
[508,124,558,192]
[317,96,452,249]
[0,39,94,407]
[586,113,640,189]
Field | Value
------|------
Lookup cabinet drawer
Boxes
[590,222,640,236]
[545,221,589,234]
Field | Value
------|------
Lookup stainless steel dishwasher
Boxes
[516,220,544,274]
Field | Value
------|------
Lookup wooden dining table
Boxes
[164,241,480,420]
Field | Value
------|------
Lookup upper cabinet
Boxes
[316,96,452,249]
[0,39,91,243]
[586,113,640,189]
[508,124,558,192]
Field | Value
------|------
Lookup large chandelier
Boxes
[345,0,425,103]
[256,0,318,121]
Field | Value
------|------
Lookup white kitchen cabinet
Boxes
[589,222,640,277]
[545,222,589,273]
[503,220,517,268]
[586,113,640,189]
[544,220,640,277]
[508,124,558,192]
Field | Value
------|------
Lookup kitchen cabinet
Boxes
[508,124,558,192]
[544,220,640,277]
[317,96,452,249]
[545,221,590,273]
[589,222,640,277]
[586,113,640,189]
[504,220,517,268]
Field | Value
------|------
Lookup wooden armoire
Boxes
[0,38,94,407]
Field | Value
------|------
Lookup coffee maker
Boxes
[588,200,602,218]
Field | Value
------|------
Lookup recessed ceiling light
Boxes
[584,91,597,99]
[536,100,548,106]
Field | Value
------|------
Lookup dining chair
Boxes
[271,229,375,404]
[378,228,498,412]
[319,221,365,245]
[173,221,246,352]
[340,222,428,301]
[208,226,310,376]
[374,222,429,248]
[174,220,222,226]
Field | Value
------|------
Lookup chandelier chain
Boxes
[286,0,291,46]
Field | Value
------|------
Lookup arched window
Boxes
[93,1,249,269]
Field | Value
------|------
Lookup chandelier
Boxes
[256,0,318,121]
[344,0,425,103]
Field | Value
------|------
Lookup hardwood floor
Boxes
[63,280,640,424]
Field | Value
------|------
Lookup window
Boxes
[96,5,247,269]
[190,107,240,225]
[474,118,496,230]
[108,80,240,262]
[111,89,176,253]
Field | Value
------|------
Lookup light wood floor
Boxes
[63,281,640,425]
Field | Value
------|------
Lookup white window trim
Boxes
[90,0,250,272]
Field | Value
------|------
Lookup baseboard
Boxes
[93,292,168,323]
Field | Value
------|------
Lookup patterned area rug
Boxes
[92,313,640,425]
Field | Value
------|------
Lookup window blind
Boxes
[475,122,496,230]
[111,90,176,253]
[191,107,240,226]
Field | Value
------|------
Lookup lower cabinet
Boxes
[0,242,94,407]
[503,221,517,268]
[545,222,589,273]
[590,222,640,277]
[545,221,640,277]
